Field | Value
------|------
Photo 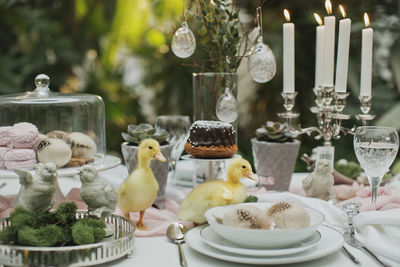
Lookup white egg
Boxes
[68,132,97,158]
[36,138,72,167]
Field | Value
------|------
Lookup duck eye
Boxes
[242,165,246,169]
[148,146,153,149]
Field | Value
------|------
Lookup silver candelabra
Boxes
[278,86,375,146]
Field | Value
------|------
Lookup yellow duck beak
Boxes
[154,151,167,162]
[246,172,258,182]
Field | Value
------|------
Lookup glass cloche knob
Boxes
[35,74,50,88]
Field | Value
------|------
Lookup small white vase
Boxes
[251,138,300,191]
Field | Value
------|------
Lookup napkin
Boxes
[255,192,400,263]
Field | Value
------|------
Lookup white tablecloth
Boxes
[0,163,398,267]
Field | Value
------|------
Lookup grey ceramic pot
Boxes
[121,142,173,208]
[251,138,300,191]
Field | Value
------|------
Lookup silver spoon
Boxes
[167,223,188,266]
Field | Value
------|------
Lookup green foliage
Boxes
[72,224,94,245]
[391,159,400,175]
[53,202,77,225]
[334,160,363,180]
[79,217,106,229]
[0,203,105,247]
[122,123,168,146]
[9,207,38,229]
[193,0,246,73]
[243,195,258,203]
[0,226,17,244]
[18,225,63,247]
[72,217,106,245]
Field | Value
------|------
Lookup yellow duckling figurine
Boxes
[178,158,258,224]
[118,138,166,230]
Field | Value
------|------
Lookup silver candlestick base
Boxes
[279,86,367,146]
[356,95,375,126]
[278,92,321,138]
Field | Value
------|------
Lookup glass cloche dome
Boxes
[0,74,105,168]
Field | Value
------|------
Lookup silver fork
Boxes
[342,201,391,267]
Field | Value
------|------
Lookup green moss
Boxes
[72,223,94,245]
[0,202,106,247]
[0,226,17,243]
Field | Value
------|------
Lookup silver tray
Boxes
[0,212,135,266]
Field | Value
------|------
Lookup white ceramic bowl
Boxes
[204,202,325,249]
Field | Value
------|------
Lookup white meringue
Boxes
[68,132,97,158]
[36,138,72,167]
[222,205,271,229]
[267,201,310,230]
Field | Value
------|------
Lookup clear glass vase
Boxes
[191,72,238,185]
[192,72,238,124]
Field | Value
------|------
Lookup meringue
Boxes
[223,205,271,229]
[68,132,97,158]
[8,122,39,149]
[36,138,72,167]
[0,147,10,169]
[0,126,11,147]
[267,201,310,230]
[3,149,37,170]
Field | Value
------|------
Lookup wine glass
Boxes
[156,115,191,184]
[353,126,399,210]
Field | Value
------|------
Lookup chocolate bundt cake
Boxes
[184,120,237,158]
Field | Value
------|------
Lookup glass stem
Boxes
[369,176,381,211]
[170,159,177,185]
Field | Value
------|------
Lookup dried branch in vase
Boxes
[178,0,266,73]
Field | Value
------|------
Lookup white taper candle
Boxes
[335,6,351,93]
[283,9,295,93]
[322,0,336,87]
[314,13,325,88]
[360,15,373,96]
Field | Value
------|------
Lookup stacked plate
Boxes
[186,202,344,265]
[186,225,343,265]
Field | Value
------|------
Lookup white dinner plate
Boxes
[200,226,321,257]
[186,225,343,265]
[0,154,121,178]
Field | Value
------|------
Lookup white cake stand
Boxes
[181,154,241,186]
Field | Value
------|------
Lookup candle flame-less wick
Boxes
[283,9,291,22]
[339,5,346,18]
[364,12,370,27]
[314,13,323,25]
[325,0,332,15]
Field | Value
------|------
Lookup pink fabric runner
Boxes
[1,184,400,237]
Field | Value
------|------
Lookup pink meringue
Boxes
[8,122,39,149]
[0,126,11,147]
[5,159,37,170]
[4,149,36,161]
[3,149,37,170]
[0,147,11,169]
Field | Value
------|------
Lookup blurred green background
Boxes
[1,0,400,171]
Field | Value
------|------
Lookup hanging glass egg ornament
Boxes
[171,21,196,58]
[216,87,239,123]
[247,37,276,83]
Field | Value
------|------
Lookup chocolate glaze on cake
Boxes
[187,120,235,147]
